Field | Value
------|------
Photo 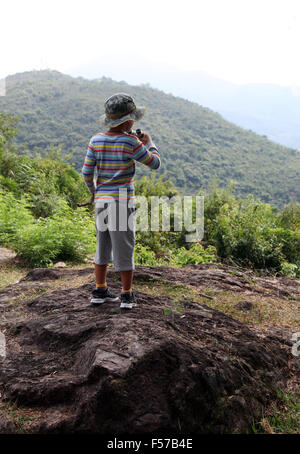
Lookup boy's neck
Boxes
[104,130,124,135]
[108,126,126,134]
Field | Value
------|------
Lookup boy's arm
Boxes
[131,136,161,170]
[82,140,96,194]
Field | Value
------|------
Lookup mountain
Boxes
[67,58,300,150]
[0,70,299,208]
[196,82,300,151]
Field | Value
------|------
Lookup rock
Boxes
[0,282,51,304]
[132,264,300,300]
[264,325,294,347]
[53,262,67,268]
[234,301,254,311]
[0,247,16,262]
[21,267,94,281]
[0,416,16,433]
[0,270,294,434]
[22,268,62,281]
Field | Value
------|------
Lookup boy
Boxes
[82,93,160,309]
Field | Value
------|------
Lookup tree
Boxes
[0,113,19,156]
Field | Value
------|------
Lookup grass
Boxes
[0,400,38,433]
[251,390,300,434]
[0,249,95,290]
[0,259,30,290]
[133,279,300,331]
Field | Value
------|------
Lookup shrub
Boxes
[135,243,158,266]
[134,241,217,267]
[18,201,95,266]
[0,190,34,245]
[206,192,282,269]
[170,243,218,267]
[277,202,300,230]
[0,194,96,267]
[0,148,87,217]
[280,261,299,278]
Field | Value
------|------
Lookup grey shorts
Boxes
[94,201,136,271]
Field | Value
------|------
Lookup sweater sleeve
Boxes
[131,138,161,170]
[82,140,96,193]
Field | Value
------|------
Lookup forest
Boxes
[0,70,299,209]
[0,112,299,276]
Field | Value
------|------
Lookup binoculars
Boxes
[129,128,144,138]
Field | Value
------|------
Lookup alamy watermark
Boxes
[0,331,6,358]
[0,78,6,96]
[291,332,300,357]
[95,190,204,242]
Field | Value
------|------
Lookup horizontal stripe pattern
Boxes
[82,132,160,200]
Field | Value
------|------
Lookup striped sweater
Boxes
[82,132,160,201]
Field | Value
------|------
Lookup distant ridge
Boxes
[67,57,300,150]
[0,69,299,208]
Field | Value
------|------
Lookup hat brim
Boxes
[99,106,146,128]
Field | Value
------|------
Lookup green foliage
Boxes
[269,227,300,265]
[0,189,96,267]
[135,174,181,257]
[14,201,96,267]
[0,146,87,217]
[211,199,280,268]
[201,177,237,236]
[252,390,300,434]
[1,70,300,208]
[0,112,299,273]
[0,189,34,245]
[0,175,19,192]
[135,173,178,198]
[164,301,184,326]
[169,243,217,267]
[202,181,300,271]
[277,201,300,230]
[135,240,217,268]
[134,177,300,275]
[0,113,18,156]
[280,261,298,278]
[135,243,158,266]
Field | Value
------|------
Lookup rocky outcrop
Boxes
[132,264,300,299]
[0,265,298,434]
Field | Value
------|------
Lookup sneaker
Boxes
[91,288,119,304]
[120,291,137,309]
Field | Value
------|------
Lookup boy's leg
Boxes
[94,203,113,277]
[120,269,134,292]
[120,269,136,309]
[95,264,108,288]
[91,204,118,304]
[109,202,137,308]
[92,261,119,304]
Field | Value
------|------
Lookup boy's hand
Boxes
[139,131,152,146]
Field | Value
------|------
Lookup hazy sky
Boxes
[1,0,300,86]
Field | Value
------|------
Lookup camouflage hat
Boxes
[99,93,146,128]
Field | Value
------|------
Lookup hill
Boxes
[1,70,300,208]
[0,262,299,433]
[68,57,300,150]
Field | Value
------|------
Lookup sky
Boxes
[1,0,300,87]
